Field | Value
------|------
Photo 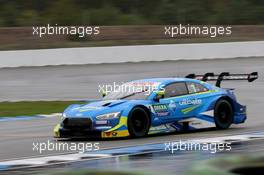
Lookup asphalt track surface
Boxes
[0,57,263,163]
[4,139,263,175]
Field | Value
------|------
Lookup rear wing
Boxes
[185,72,258,87]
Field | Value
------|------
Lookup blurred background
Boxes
[0,0,263,50]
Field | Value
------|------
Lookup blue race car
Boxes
[54,72,258,138]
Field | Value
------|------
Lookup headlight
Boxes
[96,112,121,120]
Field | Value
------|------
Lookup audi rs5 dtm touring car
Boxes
[54,72,258,139]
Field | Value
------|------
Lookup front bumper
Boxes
[54,126,101,138]
[54,116,129,139]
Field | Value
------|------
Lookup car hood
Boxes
[64,99,131,118]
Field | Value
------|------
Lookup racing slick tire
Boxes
[214,99,234,129]
[128,107,150,138]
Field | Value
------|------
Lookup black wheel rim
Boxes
[130,108,150,136]
[217,103,231,124]
[132,115,147,133]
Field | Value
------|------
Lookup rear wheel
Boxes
[214,99,234,129]
[128,107,150,138]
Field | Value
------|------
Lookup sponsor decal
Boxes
[150,125,168,131]
[152,104,168,111]
[156,111,170,116]
[179,98,202,106]
[152,104,170,117]
[181,105,201,114]
[149,124,176,133]
[168,100,177,111]
[102,131,118,137]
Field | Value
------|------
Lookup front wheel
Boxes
[214,99,234,129]
[128,107,150,138]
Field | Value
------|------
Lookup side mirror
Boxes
[99,89,107,97]
[153,90,165,102]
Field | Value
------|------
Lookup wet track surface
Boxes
[2,136,264,175]
[0,57,263,174]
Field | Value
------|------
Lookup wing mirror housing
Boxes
[99,89,107,98]
[153,90,165,102]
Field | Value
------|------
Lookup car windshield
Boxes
[103,81,158,100]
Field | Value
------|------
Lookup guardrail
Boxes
[0,41,263,68]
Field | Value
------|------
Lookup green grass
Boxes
[0,101,84,117]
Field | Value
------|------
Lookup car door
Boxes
[183,81,214,117]
[157,82,189,122]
